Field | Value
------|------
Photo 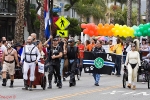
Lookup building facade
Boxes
[0,0,16,39]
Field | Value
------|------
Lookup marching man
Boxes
[20,36,40,91]
[1,41,19,87]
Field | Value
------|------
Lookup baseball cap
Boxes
[53,38,58,41]
[68,39,74,42]
[56,34,60,38]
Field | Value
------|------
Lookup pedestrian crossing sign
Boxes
[55,16,70,30]
[57,30,68,37]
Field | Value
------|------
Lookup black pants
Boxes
[69,60,77,83]
[48,62,61,81]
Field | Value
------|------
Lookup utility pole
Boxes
[49,0,53,35]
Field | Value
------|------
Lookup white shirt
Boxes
[125,51,141,66]
[21,44,40,62]
[1,44,7,52]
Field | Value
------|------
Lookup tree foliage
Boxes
[113,7,144,25]
[66,17,82,37]
[74,0,107,20]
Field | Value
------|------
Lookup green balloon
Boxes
[140,27,144,32]
[143,30,147,36]
[137,32,142,37]
[148,33,150,36]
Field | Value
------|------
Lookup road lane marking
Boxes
[44,84,121,100]
[102,90,124,94]
[122,91,135,95]
[133,92,150,96]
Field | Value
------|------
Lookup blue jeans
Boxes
[123,55,126,64]
[115,55,122,75]
[77,59,83,72]
[112,55,122,74]
[93,73,100,84]
[60,59,65,77]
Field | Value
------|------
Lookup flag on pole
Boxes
[44,0,51,38]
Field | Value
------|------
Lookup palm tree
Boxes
[146,0,150,23]
[39,0,46,43]
[127,0,132,26]
[14,0,25,44]
[146,0,150,41]
[137,0,141,25]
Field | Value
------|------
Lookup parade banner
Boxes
[83,52,116,75]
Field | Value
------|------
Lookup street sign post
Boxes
[53,8,61,12]
[57,30,68,37]
[55,16,70,30]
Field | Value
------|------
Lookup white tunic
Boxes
[21,44,40,62]
[125,51,141,66]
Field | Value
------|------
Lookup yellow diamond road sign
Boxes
[55,16,70,30]
[57,30,68,37]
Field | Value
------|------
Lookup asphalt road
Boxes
[0,69,150,100]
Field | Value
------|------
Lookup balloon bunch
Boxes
[133,23,150,37]
[81,23,98,37]
[97,23,114,36]
[111,24,134,38]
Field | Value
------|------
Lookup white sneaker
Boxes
[142,82,145,84]
[111,72,115,75]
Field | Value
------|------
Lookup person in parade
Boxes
[108,39,114,53]
[32,40,45,88]
[14,43,23,62]
[56,35,67,80]
[76,39,84,76]
[140,38,148,51]
[31,33,37,43]
[62,39,68,81]
[1,41,19,87]
[44,35,63,89]
[67,38,78,87]
[20,36,40,91]
[125,42,141,90]
[85,40,90,51]
[0,39,7,74]
[86,38,95,52]
[112,38,123,77]
[48,37,63,89]
[92,40,105,86]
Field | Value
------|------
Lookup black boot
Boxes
[47,80,52,89]
[2,78,6,86]
[29,81,33,91]
[22,80,28,90]
[72,78,76,86]
[58,80,62,88]
[9,80,14,88]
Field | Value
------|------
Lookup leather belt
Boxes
[4,60,14,63]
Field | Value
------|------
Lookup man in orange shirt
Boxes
[76,39,84,75]
[86,38,95,52]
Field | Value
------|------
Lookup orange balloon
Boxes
[110,24,114,28]
[98,23,103,28]
[83,29,89,34]
[105,23,109,27]
[95,32,99,36]
[81,24,87,29]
